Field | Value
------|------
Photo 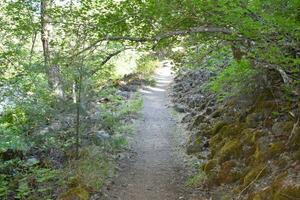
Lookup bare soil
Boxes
[101,66,204,200]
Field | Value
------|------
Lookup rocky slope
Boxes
[171,68,300,199]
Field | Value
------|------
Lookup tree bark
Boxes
[41,0,64,99]
[75,67,82,159]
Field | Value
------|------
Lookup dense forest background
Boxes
[0,0,299,199]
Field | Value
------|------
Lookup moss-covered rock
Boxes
[271,172,288,190]
[188,114,206,130]
[241,128,256,145]
[272,121,294,137]
[267,142,285,158]
[186,135,202,154]
[253,100,277,113]
[218,123,247,137]
[250,144,264,164]
[246,112,264,128]
[243,164,269,186]
[58,186,90,200]
[218,139,242,161]
[274,184,300,200]
[209,134,224,157]
[203,159,218,174]
[289,124,300,149]
[251,186,273,200]
[293,149,300,161]
[217,160,240,184]
[212,121,228,135]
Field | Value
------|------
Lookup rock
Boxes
[173,103,186,113]
[187,114,206,130]
[95,130,111,140]
[181,113,194,123]
[246,112,265,128]
[186,140,202,154]
[272,121,294,137]
[25,157,39,166]
[121,84,139,92]
[186,132,208,154]
[117,90,130,98]
[217,160,240,184]
[218,139,242,161]
[92,130,111,146]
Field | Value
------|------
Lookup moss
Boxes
[217,160,240,184]
[252,144,264,164]
[271,173,300,200]
[282,121,294,132]
[190,114,206,129]
[246,113,263,128]
[203,159,218,174]
[212,122,228,135]
[241,128,256,145]
[272,172,288,190]
[254,100,277,113]
[272,121,294,137]
[267,142,285,158]
[218,123,246,137]
[219,139,242,161]
[290,126,300,149]
[251,186,273,200]
[67,176,81,187]
[209,134,224,156]
[274,184,300,200]
[274,157,289,169]
[58,186,90,200]
[293,149,300,161]
[243,164,268,186]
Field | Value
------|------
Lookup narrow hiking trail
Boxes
[103,66,199,200]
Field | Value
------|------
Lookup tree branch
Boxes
[73,26,232,58]
[154,26,232,40]
[90,48,130,76]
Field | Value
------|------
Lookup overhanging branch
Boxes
[74,26,232,58]
[90,48,130,76]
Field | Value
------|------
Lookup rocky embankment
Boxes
[171,68,300,199]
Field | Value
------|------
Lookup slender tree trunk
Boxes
[41,0,64,99]
[72,81,77,103]
[75,67,82,159]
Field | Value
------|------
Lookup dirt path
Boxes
[103,66,198,200]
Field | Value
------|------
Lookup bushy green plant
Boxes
[99,90,143,134]
[136,55,159,77]
[62,145,111,191]
[208,59,256,98]
[0,158,58,200]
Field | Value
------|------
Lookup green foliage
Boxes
[1,0,299,199]
[98,87,143,134]
[186,170,207,187]
[136,55,159,77]
[62,145,111,192]
[208,59,256,98]
[0,158,58,200]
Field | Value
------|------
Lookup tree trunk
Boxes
[41,0,64,99]
[75,68,82,159]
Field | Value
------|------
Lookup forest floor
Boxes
[101,66,202,200]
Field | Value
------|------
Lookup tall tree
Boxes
[41,0,64,99]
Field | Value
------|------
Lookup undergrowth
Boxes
[136,55,159,79]
[207,59,256,99]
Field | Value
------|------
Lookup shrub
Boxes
[136,55,159,77]
[208,59,256,98]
